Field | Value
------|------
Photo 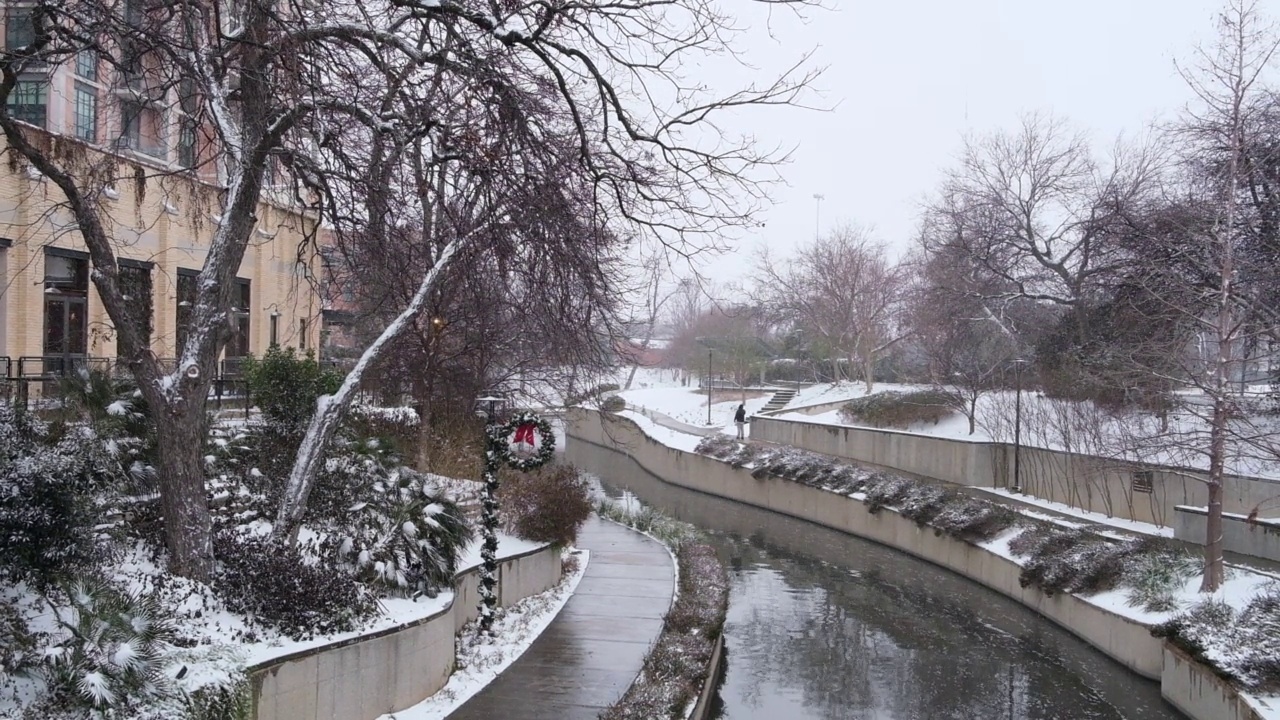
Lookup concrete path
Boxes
[448,516,674,720]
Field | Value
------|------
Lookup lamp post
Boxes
[1012,360,1027,492]
[707,348,713,426]
[813,193,825,241]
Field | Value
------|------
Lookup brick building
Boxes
[0,2,323,379]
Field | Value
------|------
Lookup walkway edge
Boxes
[567,409,1272,720]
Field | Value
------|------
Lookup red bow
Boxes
[513,422,537,446]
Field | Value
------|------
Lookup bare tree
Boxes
[756,225,907,391]
[924,113,1163,348]
[2,0,819,577]
[1150,0,1280,590]
[622,253,679,390]
[905,247,1020,434]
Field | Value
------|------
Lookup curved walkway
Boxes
[448,515,674,720]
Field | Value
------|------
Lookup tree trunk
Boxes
[831,354,841,384]
[1201,395,1228,591]
[153,405,215,581]
[274,234,469,540]
[862,351,875,394]
[967,395,978,435]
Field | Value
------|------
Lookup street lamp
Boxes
[813,193,825,241]
[1012,359,1029,493]
[707,348,714,426]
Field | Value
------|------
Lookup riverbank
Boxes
[565,409,1279,720]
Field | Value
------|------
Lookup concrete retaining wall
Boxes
[567,410,1276,720]
[749,413,1280,532]
[1175,506,1280,564]
[1162,645,1271,720]
[249,545,562,720]
[689,634,725,720]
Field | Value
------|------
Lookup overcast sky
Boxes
[699,0,1225,283]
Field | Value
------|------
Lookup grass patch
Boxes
[839,390,953,429]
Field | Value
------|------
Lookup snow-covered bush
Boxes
[179,677,252,720]
[1125,548,1200,612]
[37,579,175,715]
[57,369,157,495]
[1,599,40,677]
[1,406,113,586]
[1155,585,1280,691]
[694,434,764,468]
[839,389,954,429]
[499,464,592,546]
[213,530,376,640]
[324,467,473,598]
[345,404,421,457]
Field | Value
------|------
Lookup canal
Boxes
[566,437,1183,720]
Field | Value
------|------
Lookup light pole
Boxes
[707,348,713,426]
[812,193,825,241]
[1012,360,1027,492]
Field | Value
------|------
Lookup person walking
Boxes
[734,403,747,440]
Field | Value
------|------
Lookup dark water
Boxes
[566,438,1184,720]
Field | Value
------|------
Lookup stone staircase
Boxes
[759,388,797,414]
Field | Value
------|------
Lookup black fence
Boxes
[0,355,259,413]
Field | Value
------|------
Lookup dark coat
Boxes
[734,406,746,423]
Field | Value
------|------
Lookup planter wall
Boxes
[1174,505,1280,563]
[749,412,1280,532]
[566,409,1274,720]
[249,545,562,720]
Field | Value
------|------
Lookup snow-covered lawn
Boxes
[382,549,589,720]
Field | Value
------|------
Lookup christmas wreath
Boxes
[486,411,555,471]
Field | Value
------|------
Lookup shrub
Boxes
[39,579,175,713]
[1,599,40,677]
[600,395,626,413]
[1,407,111,586]
[214,530,376,640]
[1155,585,1280,692]
[499,464,592,546]
[242,346,343,429]
[324,468,474,598]
[180,677,252,720]
[838,390,954,429]
[695,434,765,468]
[345,404,420,457]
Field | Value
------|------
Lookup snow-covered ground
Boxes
[382,549,589,720]
[0,533,550,717]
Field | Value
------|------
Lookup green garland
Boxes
[485,411,555,471]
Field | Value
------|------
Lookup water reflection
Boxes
[567,438,1183,720]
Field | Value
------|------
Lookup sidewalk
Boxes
[448,516,674,720]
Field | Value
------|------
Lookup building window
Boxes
[299,318,308,350]
[74,83,97,141]
[227,279,251,357]
[43,251,90,374]
[120,100,166,158]
[117,263,153,355]
[177,120,197,168]
[76,49,97,80]
[175,269,197,355]
[269,314,279,346]
[4,6,34,50]
[7,79,47,127]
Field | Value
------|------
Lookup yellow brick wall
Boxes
[0,145,324,371]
